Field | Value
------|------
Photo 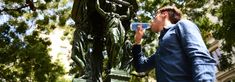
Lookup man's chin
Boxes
[151,29,160,33]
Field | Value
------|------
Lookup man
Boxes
[132,6,216,82]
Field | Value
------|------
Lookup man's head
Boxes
[151,6,182,32]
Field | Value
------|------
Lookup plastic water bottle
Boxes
[130,23,150,31]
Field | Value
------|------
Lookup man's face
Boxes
[150,12,165,32]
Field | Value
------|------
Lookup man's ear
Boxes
[161,11,168,18]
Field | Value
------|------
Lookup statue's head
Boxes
[105,0,117,12]
[111,3,117,12]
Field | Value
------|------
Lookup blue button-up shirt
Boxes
[132,20,216,82]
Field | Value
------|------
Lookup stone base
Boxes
[73,69,130,82]
[106,69,130,82]
[72,78,92,82]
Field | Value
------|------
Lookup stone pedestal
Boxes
[106,69,130,82]
[72,78,92,82]
[72,69,130,82]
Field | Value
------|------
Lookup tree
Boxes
[211,0,235,70]
[0,0,74,81]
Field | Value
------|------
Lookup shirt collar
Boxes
[164,24,175,29]
[159,24,175,40]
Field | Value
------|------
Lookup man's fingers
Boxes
[137,24,143,31]
[134,24,144,44]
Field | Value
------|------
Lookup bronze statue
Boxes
[71,0,138,81]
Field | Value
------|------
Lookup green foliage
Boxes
[16,22,28,34]
[3,0,24,3]
[37,4,48,10]
[214,0,235,50]
[59,16,67,26]
[0,26,65,81]
[0,0,74,81]
[212,0,235,70]
[194,16,215,41]
[219,53,233,71]
[7,11,24,18]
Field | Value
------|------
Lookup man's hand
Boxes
[134,25,144,45]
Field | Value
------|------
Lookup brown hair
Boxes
[157,6,182,24]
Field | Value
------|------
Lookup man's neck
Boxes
[164,20,172,29]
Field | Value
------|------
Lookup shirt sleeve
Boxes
[175,20,216,82]
[132,44,156,72]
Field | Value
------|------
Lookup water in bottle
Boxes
[130,23,150,31]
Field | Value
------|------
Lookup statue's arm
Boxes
[111,0,130,6]
[71,42,85,68]
[95,0,106,17]
[120,5,133,20]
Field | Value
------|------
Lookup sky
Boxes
[0,14,10,25]
[39,27,73,79]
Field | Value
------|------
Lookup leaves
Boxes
[0,0,73,81]
[37,4,48,10]
[16,21,28,34]
[36,16,50,25]
[211,0,235,70]
[59,16,67,26]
